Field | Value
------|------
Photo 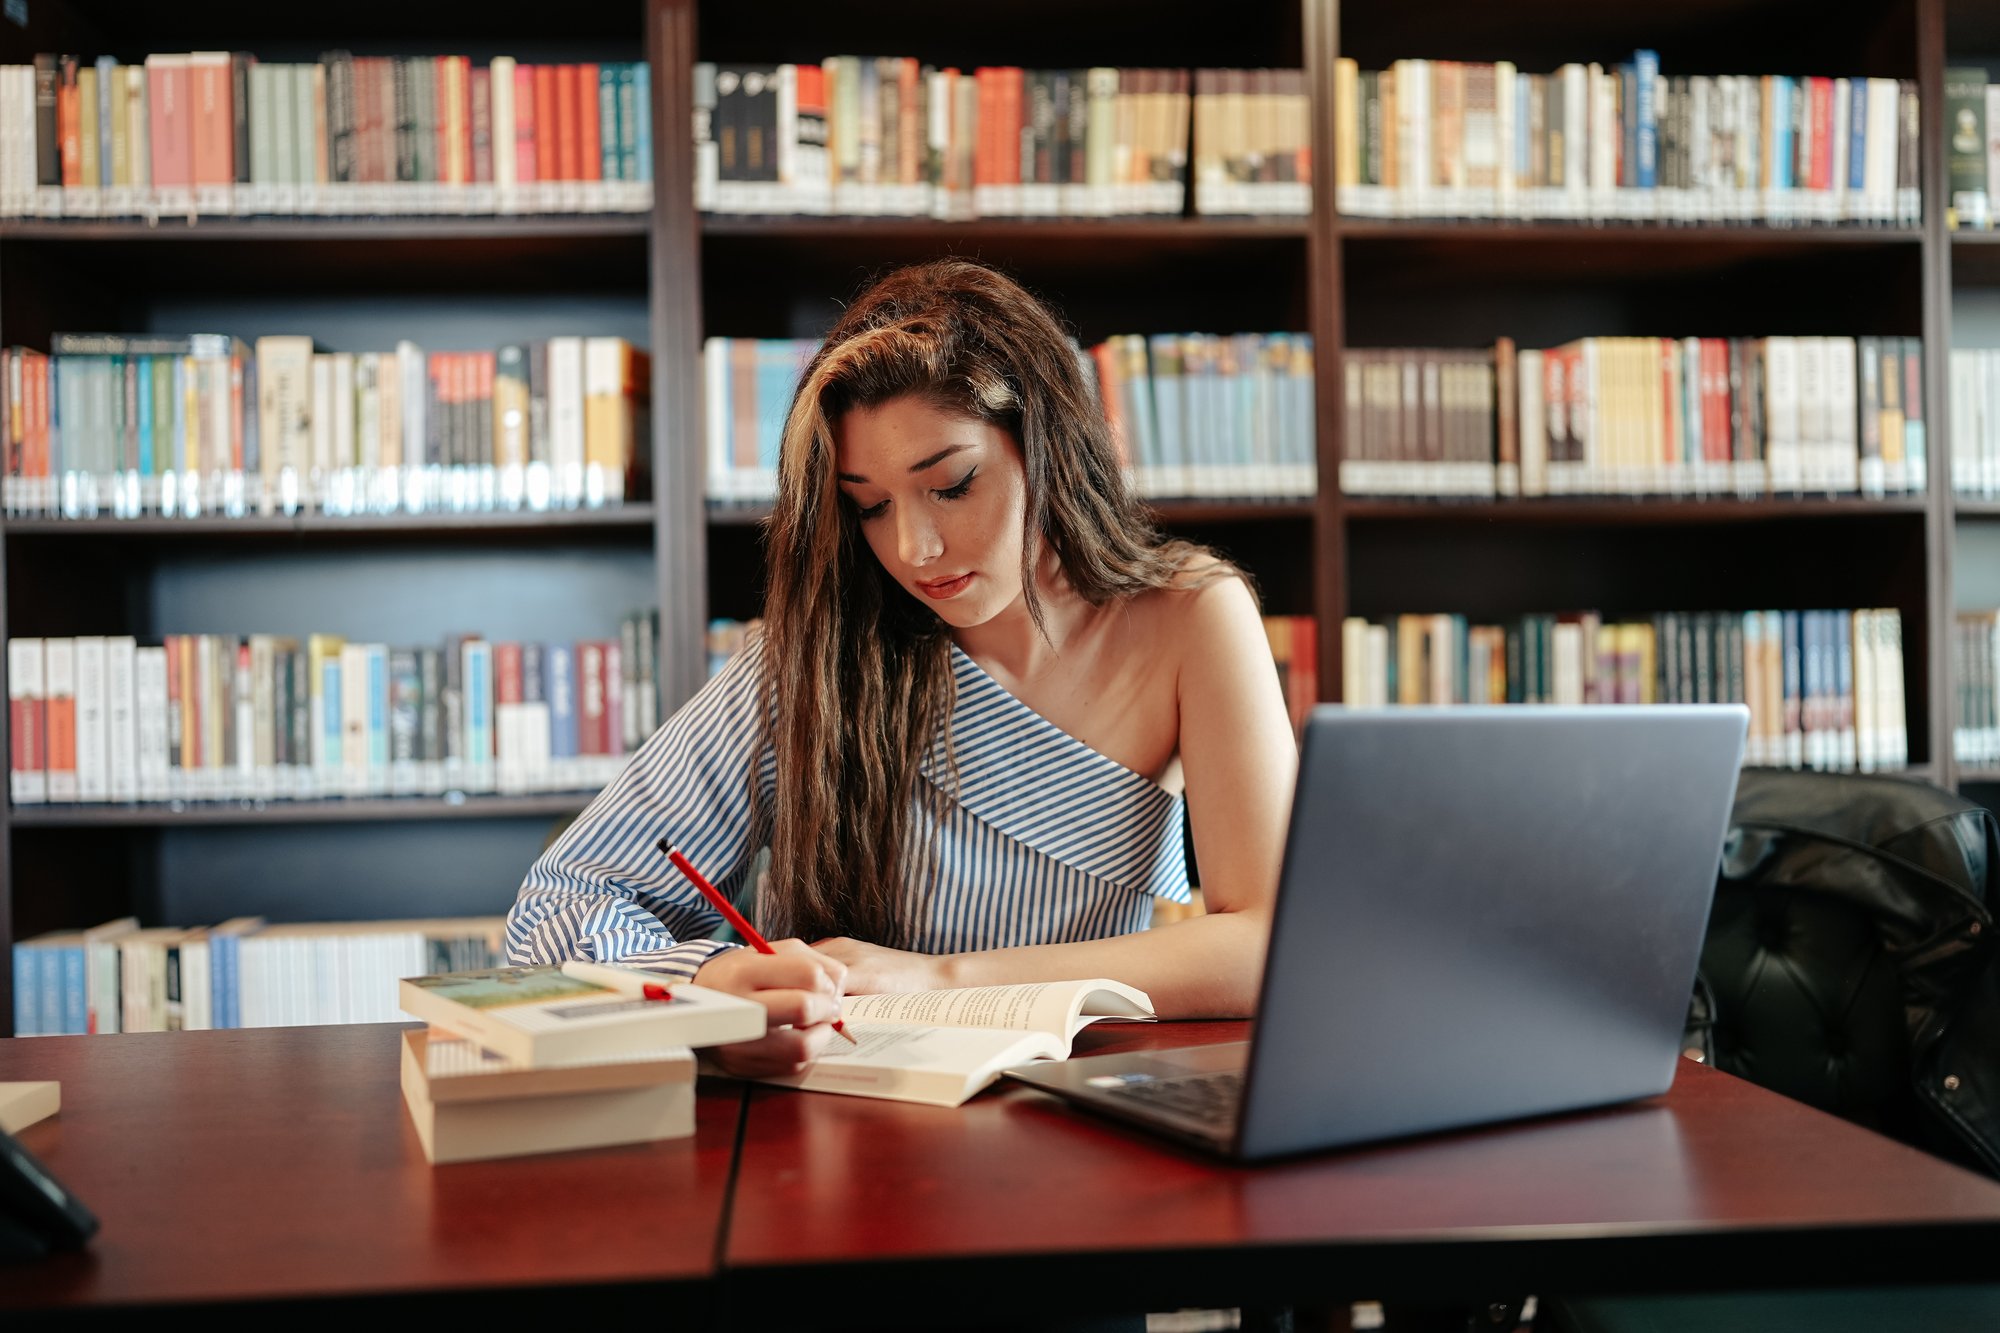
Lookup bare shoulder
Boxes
[1160,555,1260,633]
[1119,555,1265,677]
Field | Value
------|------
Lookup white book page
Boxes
[840,979,1154,1043]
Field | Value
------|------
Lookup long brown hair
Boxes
[758,259,1243,945]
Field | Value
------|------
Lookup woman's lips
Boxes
[918,572,975,600]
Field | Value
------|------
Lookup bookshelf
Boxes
[0,0,1989,1034]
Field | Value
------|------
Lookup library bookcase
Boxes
[0,0,1993,1035]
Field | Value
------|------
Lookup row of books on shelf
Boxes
[1952,612,2000,765]
[0,54,652,219]
[701,332,1317,505]
[1333,55,1921,226]
[1341,337,1929,500]
[4,615,661,806]
[697,61,1307,219]
[1,333,651,519]
[12,914,507,1036]
[1340,608,1910,773]
[1943,70,2000,230]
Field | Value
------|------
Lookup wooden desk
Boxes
[723,1021,2000,1325]
[0,1025,743,1315]
[6,1022,2000,1324]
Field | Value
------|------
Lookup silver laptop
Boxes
[1004,704,1749,1162]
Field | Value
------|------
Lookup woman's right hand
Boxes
[693,939,848,1078]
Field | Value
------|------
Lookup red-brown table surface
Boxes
[722,1020,2000,1324]
[0,1024,744,1314]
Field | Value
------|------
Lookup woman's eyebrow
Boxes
[837,443,972,484]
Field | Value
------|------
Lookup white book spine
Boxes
[74,636,109,802]
[491,57,517,198]
[340,643,369,796]
[136,646,169,802]
[105,636,138,802]
[549,337,586,509]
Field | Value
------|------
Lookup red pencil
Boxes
[659,839,858,1045]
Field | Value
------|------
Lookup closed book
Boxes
[0,1082,60,1134]
[398,963,766,1067]
[400,1028,694,1164]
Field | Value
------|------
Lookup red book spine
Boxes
[554,64,578,182]
[47,667,76,796]
[514,64,539,182]
[1706,340,1730,464]
[577,62,601,182]
[58,58,79,186]
[11,695,35,795]
[1812,77,1833,194]
[495,643,523,705]
[1007,66,1025,188]
[534,64,557,181]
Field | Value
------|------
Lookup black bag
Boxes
[1683,770,1999,1178]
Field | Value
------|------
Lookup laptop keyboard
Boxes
[1095,1069,1244,1127]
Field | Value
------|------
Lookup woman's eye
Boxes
[934,467,978,501]
[856,498,889,520]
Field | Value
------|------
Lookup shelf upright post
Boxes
[1920,0,1958,787]
[1308,0,1346,702]
[649,0,710,713]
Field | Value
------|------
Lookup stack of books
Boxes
[395,961,766,1164]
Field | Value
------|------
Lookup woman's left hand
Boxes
[811,937,954,995]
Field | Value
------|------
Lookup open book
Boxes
[754,978,1154,1107]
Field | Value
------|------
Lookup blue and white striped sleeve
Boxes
[505,632,778,981]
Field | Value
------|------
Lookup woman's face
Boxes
[834,394,1029,629]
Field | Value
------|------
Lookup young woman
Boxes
[507,259,1299,1077]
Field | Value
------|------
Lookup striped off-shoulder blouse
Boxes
[505,631,1191,979]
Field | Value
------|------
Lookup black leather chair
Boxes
[1550,770,2000,1332]
[1681,769,1999,1174]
